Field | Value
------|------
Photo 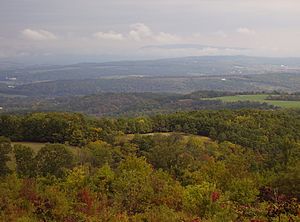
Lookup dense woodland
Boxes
[0,110,299,221]
[1,72,300,97]
[267,93,300,101]
[0,91,276,116]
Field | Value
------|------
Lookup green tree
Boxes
[147,135,188,174]
[0,136,12,176]
[64,165,89,192]
[85,141,113,167]
[112,156,154,214]
[150,170,184,210]
[0,115,23,140]
[274,161,300,199]
[183,182,220,218]
[68,129,86,146]
[14,145,35,178]
[90,164,115,194]
[35,144,74,178]
[226,177,259,205]
[133,205,188,222]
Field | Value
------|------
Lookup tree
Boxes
[85,141,113,167]
[132,135,155,156]
[112,156,154,214]
[0,115,23,141]
[150,170,184,210]
[0,136,12,176]
[147,134,192,178]
[90,164,115,194]
[35,144,74,178]
[226,177,259,205]
[14,145,35,178]
[274,161,300,199]
[133,205,188,222]
[183,182,221,219]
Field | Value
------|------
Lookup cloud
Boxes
[93,31,124,40]
[128,23,181,43]
[129,23,153,41]
[236,28,256,35]
[154,32,181,43]
[214,30,227,38]
[142,44,248,51]
[22,29,58,41]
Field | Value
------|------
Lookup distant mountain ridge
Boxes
[1,55,300,84]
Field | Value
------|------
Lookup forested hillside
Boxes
[0,91,276,116]
[1,57,300,98]
[2,0,300,221]
[0,110,299,221]
[1,73,300,97]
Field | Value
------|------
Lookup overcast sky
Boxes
[1,0,300,63]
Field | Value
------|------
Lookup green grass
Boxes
[12,142,46,153]
[12,142,79,154]
[209,94,300,109]
[125,132,213,147]
[0,93,27,98]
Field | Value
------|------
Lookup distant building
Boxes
[0,107,3,110]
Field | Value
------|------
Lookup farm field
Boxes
[209,94,300,109]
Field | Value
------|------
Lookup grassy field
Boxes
[125,132,211,142]
[12,142,47,153]
[209,94,300,109]
[12,142,80,154]
[0,93,27,98]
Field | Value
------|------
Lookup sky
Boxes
[1,0,300,64]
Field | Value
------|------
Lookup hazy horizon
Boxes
[2,0,300,64]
